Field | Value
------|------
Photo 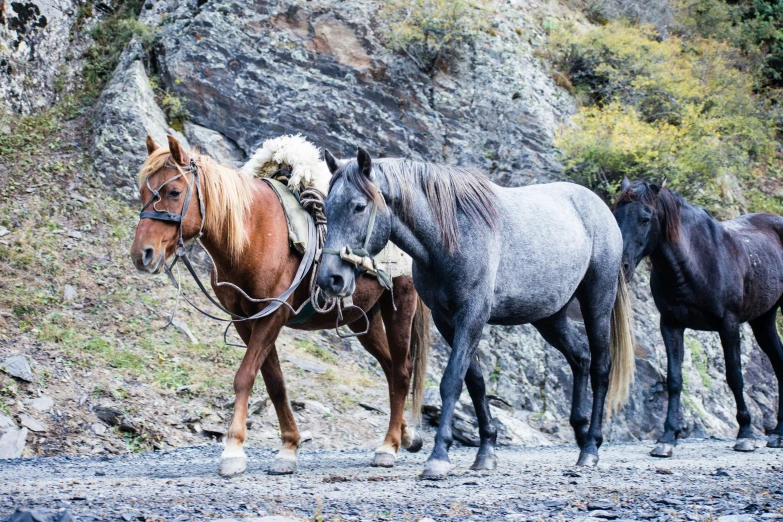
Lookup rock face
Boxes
[89,0,780,445]
[91,38,189,196]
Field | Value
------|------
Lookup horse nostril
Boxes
[330,274,344,292]
[143,247,155,267]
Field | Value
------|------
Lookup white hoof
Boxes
[219,456,247,477]
[372,444,397,467]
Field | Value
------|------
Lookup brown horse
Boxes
[130,134,430,476]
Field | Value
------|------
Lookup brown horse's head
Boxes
[130,135,205,274]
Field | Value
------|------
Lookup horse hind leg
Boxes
[719,318,756,452]
[464,357,498,470]
[749,307,783,448]
[533,306,591,451]
[350,306,401,467]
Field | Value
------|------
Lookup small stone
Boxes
[659,497,683,507]
[300,430,313,442]
[249,397,270,414]
[291,400,330,415]
[119,418,139,435]
[589,511,619,520]
[588,501,616,511]
[31,396,54,412]
[94,405,124,426]
[63,285,77,302]
[8,507,75,522]
[0,428,27,459]
[0,227,9,237]
[91,423,107,436]
[1,355,34,382]
[67,230,82,239]
[718,516,756,522]
[284,355,328,374]
[715,468,731,477]
[19,414,46,432]
[201,424,226,438]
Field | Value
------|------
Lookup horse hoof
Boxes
[767,434,783,448]
[421,459,452,480]
[575,451,599,467]
[268,458,297,475]
[650,443,674,458]
[372,452,396,468]
[471,454,498,471]
[218,457,247,477]
[734,438,756,452]
[402,428,423,453]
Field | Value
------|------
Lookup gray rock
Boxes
[8,508,75,522]
[0,427,27,459]
[184,122,246,167]
[92,38,189,193]
[31,396,54,412]
[94,405,124,426]
[284,355,328,374]
[0,413,15,433]
[18,414,46,433]
[1,355,34,382]
[63,285,77,302]
[91,423,107,436]
[291,399,330,415]
[718,516,756,522]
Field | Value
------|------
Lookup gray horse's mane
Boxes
[332,158,498,254]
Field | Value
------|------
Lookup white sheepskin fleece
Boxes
[240,134,332,195]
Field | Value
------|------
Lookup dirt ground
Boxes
[1,438,781,521]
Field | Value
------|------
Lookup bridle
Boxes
[138,159,316,344]
[321,201,393,292]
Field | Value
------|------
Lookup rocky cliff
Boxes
[2,0,779,450]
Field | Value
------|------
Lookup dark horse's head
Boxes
[613,177,682,281]
[317,148,392,298]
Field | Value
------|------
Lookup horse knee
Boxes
[233,370,256,396]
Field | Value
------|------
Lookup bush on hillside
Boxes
[552,22,779,210]
[379,0,490,74]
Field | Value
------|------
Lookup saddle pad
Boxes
[264,178,311,254]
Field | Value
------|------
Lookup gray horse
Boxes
[317,149,635,479]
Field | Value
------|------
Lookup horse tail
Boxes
[409,295,431,426]
[606,270,636,418]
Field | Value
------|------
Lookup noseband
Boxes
[322,202,393,291]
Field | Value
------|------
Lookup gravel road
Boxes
[1,439,782,521]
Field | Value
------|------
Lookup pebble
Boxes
[589,510,619,520]
[63,285,77,302]
[94,405,124,426]
[588,501,617,511]
[92,423,108,436]
[1,355,34,382]
[718,516,756,522]
[67,230,82,239]
[31,395,54,412]
[0,227,9,237]
[284,355,328,374]
[18,414,46,432]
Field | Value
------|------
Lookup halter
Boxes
[322,202,393,291]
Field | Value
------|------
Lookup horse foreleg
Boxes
[260,347,301,474]
[652,320,685,458]
[749,307,783,448]
[424,305,488,480]
[720,319,756,452]
[219,319,283,477]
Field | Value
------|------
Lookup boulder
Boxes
[91,38,189,195]
[1,355,34,382]
[94,405,124,426]
[0,427,28,459]
[183,122,246,168]
[31,396,54,412]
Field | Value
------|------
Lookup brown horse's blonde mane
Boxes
[138,148,255,261]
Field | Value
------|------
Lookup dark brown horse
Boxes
[614,178,783,457]
[130,135,430,476]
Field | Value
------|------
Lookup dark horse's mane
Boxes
[330,158,498,254]
[613,181,683,243]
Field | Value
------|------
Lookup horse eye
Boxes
[169,189,181,198]
[641,217,650,225]
[353,203,367,213]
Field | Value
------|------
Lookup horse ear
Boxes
[324,149,339,174]
[357,147,372,178]
[620,176,631,192]
[650,184,661,194]
[146,135,159,156]
[167,134,188,165]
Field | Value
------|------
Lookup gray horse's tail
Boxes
[410,296,431,426]
[607,271,636,417]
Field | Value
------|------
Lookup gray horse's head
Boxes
[612,177,681,280]
[317,148,392,298]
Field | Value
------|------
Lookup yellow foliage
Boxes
[552,22,779,211]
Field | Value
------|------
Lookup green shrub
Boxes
[552,22,778,210]
[380,0,490,74]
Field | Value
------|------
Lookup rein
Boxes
[321,202,394,292]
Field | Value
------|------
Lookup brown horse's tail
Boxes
[606,271,636,418]
[410,296,431,426]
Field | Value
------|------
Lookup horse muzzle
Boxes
[132,246,166,274]
[316,257,356,298]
